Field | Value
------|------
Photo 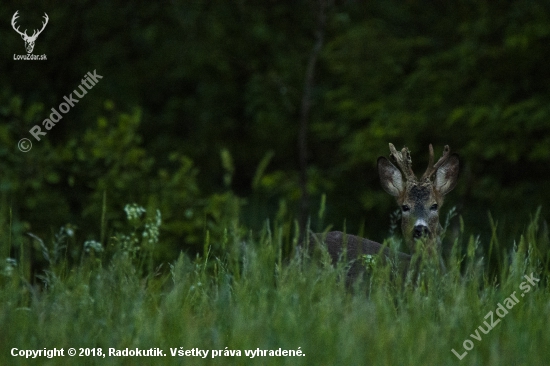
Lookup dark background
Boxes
[1,0,549,265]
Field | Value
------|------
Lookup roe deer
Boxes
[305,143,459,282]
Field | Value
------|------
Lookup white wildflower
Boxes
[84,240,104,253]
[124,203,146,221]
[2,258,17,277]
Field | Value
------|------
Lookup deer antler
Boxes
[32,13,49,39]
[421,144,451,181]
[11,11,48,39]
[388,143,416,181]
[11,11,27,37]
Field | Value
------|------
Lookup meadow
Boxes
[3,2,550,365]
[1,205,548,366]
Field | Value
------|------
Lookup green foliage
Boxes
[0,210,549,365]
[1,0,550,284]
[2,3,550,362]
[0,91,242,266]
[318,1,550,237]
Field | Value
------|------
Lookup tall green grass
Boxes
[0,206,548,365]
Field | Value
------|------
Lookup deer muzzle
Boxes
[413,224,429,239]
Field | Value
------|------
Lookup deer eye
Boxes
[430,204,438,211]
[402,205,410,212]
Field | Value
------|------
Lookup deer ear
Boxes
[434,153,459,195]
[378,157,404,197]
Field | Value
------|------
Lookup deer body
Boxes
[308,231,412,281]
[307,143,459,282]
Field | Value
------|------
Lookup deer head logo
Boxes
[11,11,49,54]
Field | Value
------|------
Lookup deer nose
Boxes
[413,225,429,239]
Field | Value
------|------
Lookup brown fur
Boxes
[304,143,459,284]
[305,231,412,284]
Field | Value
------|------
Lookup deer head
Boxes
[12,11,49,54]
[377,143,459,255]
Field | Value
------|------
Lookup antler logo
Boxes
[11,10,49,54]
